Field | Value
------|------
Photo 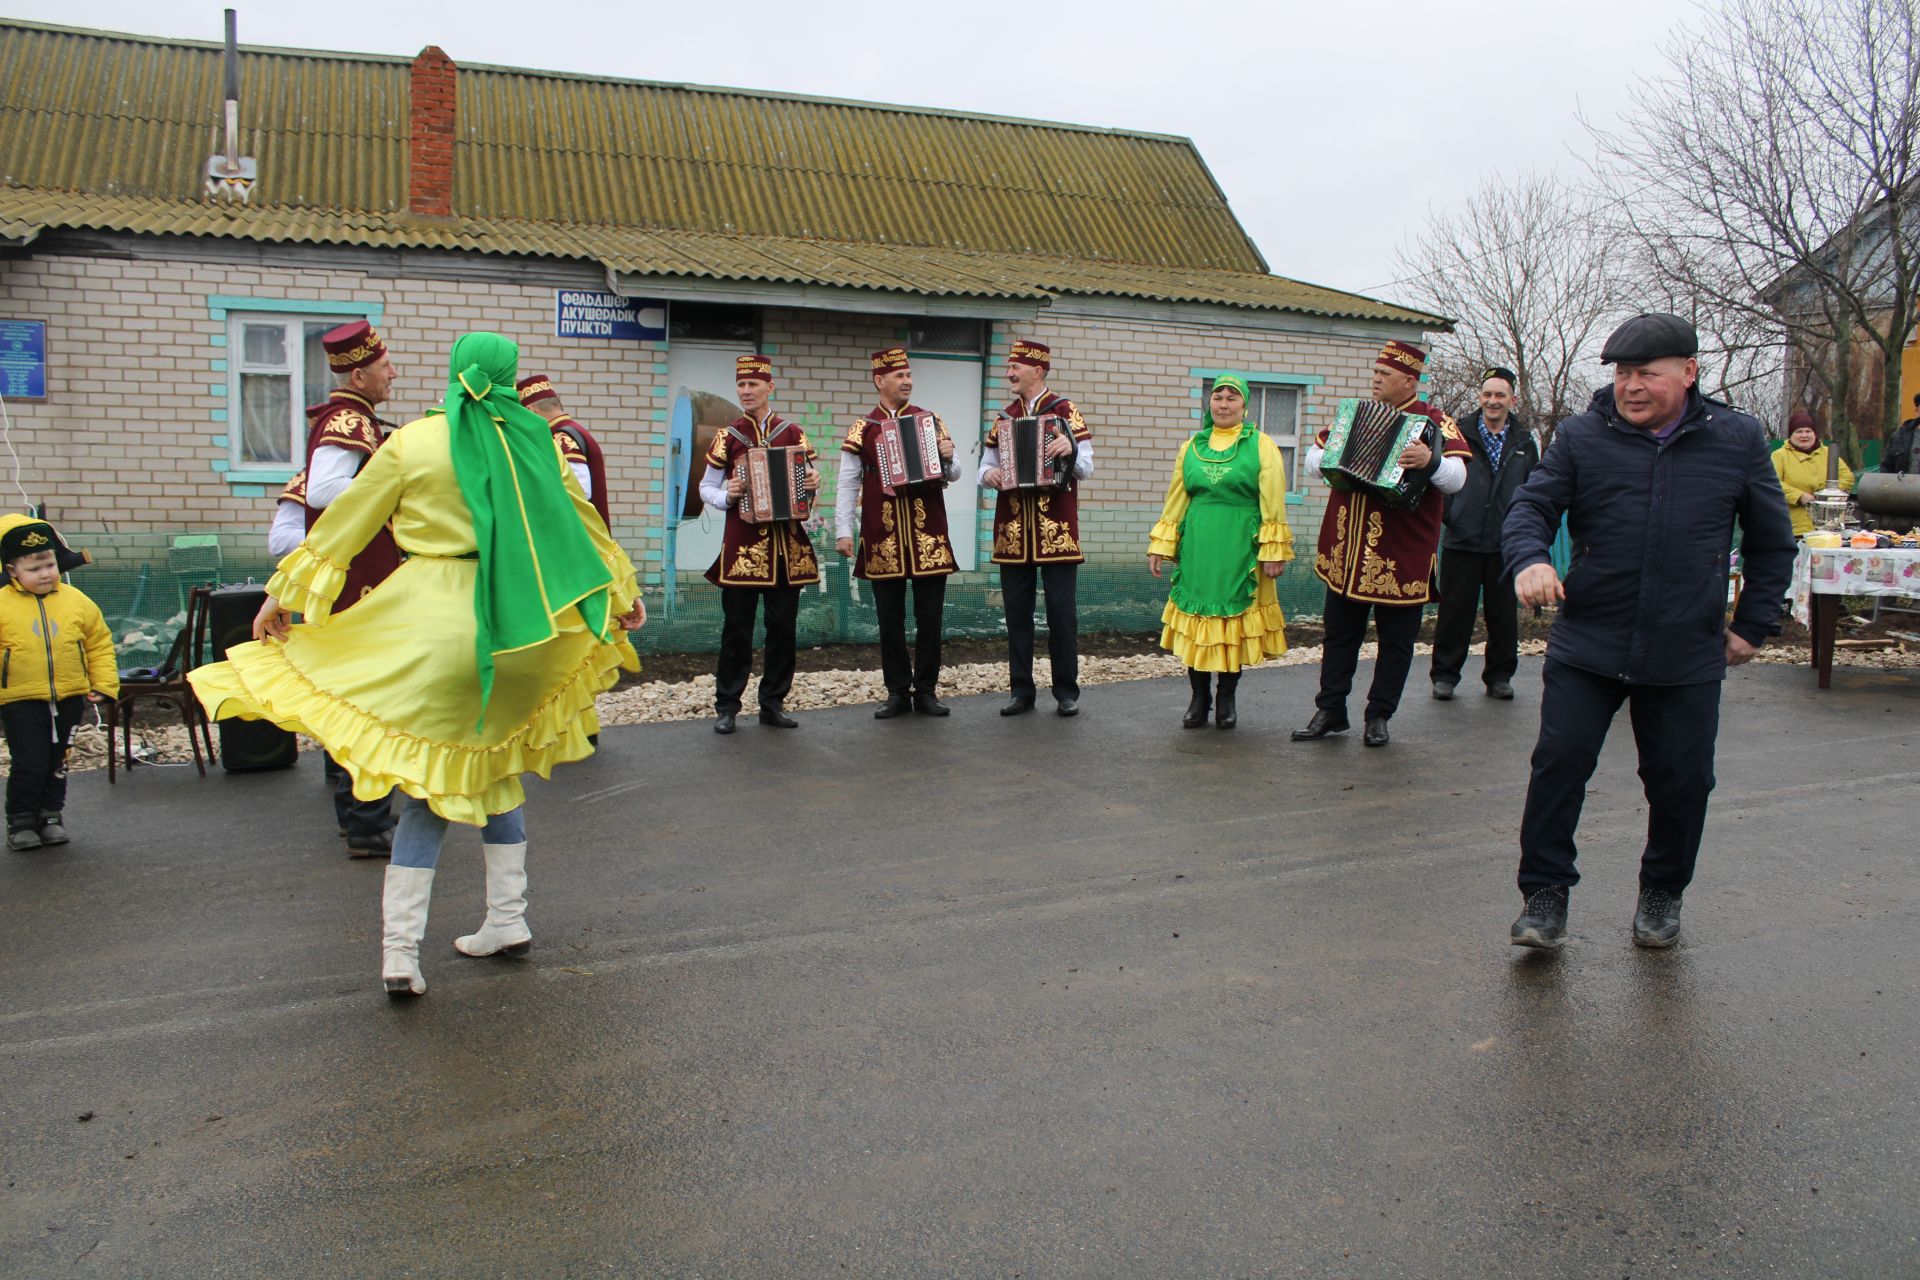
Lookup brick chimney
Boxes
[408,46,457,218]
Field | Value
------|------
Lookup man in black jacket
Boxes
[1431,366,1538,700]
[1502,314,1795,951]
[1881,392,1920,474]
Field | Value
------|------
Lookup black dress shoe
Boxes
[1432,681,1456,700]
[347,829,393,859]
[1487,681,1515,700]
[1632,888,1683,948]
[1290,709,1349,740]
[714,711,737,735]
[1055,697,1078,717]
[1000,697,1036,717]
[914,692,950,717]
[1363,717,1390,747]
[757,708,798,728]
[1511,886,1569,949]
[874,694,911,719]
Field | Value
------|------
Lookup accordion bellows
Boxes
[1320,398,1432,509]
[1159,584,1288,672]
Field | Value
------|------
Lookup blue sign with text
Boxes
[0,320,46,399]
[554,292,666,341]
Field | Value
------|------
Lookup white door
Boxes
[909,355,984,571]
[668,341,753,573]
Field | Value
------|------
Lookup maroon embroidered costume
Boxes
[986,389,1090,565]
[1313,396,1471,605]
[517,373,610,527]
[704,413,821,589]
[302,386,401,611]
[841,404,958,581]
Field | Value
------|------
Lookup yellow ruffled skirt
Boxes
[1159,573,1288,673]
[188,555,638,825]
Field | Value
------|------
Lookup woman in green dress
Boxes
[1147,374,1291,728]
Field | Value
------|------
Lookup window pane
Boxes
[669,302,757,342]
[242,323,287,367]
[303,323,333,409]
[239,372,293,465]
[911,319,983,354]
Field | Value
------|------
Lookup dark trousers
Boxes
[1315,589,1424,721]
[325,752,394,840]
[1517,660,1722,895]
[1001,562,1079,701]
[870,575,947,696]
[1431,547,1519,687]
[2,696,86,827]
[715,585,802,714]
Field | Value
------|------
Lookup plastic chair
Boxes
[105,584,216,782]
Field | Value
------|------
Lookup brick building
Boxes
[0,19,1445,650]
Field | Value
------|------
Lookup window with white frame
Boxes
[228,314,360,471]
[1202,377,1305,489]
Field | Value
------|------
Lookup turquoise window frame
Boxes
[209,298,386,487]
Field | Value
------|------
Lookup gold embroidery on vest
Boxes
[1354,510,1406,599]
[911,498,954,570]
[867,499,902,576]
[1315,503,1349,585]
[728,529,773,581]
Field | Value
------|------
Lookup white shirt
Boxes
[267,500,306,557]
[306,444,364,510]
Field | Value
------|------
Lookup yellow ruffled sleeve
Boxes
[1257,433,1293,563]
[1149,440,1191,557]
[267,437,406,624]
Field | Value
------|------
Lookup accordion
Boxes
[1002,415,1073,490]
[738,445,812,524]
[874,413,945,496]
[1319,398,1435,509]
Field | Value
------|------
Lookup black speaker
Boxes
[208,583,299,773]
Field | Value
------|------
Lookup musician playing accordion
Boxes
[699,354,822,734]
[1292,339,1470,748]
[835,347,961,719]
[981,339,1093,717]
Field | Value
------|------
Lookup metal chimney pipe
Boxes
[222,9,239,173]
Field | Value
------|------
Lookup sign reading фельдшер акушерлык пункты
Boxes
[554,292,666,341]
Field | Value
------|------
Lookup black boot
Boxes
[1182,669,1211,729]
[1214,672,1239,729]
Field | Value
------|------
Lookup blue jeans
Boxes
[390,797,526,869]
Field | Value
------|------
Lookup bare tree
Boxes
[1592,0,1920,465]
[1393,170,1625,446]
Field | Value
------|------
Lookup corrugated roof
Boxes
[0,20,1447,328]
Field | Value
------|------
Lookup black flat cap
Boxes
[1600,313,1698,364]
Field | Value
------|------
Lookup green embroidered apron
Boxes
[1169,426,1261,619]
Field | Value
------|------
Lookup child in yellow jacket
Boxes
[0,515,118,850]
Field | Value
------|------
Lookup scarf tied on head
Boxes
[1204,373,1257,434]
[443,332,613,728]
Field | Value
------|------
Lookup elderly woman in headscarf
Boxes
[191,332,645,998]
[1771,410,1855,537]
[1147,374,1291,729]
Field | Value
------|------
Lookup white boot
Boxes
[381,865,435,996]
[453,842,531,958]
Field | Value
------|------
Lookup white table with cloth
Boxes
[1789,542,1920,687]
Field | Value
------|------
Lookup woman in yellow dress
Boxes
[191,332,645,998]
[1147,375,1291,729]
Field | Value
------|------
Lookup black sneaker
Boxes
[1632,888,1683,948]
[1510,886,1569,949]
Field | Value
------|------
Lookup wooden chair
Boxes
[105,584,216,782]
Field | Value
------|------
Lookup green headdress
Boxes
[443,332,613,727]
[1204,373,1258,433]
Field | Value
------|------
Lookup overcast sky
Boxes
[10,0,1697,305]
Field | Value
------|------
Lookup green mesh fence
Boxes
[63,525,1339,669]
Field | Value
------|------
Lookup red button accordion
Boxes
[1003,414,1072,490]
[739,444,812,524]
[874,413,945,496]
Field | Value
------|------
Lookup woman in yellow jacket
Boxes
[0,515,118,850]
[1773,411,1855,536]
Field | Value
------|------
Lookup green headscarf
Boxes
[443,332,613,727]
[1203,373,1258,433]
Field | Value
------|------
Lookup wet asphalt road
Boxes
[1,656,1916,1278]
